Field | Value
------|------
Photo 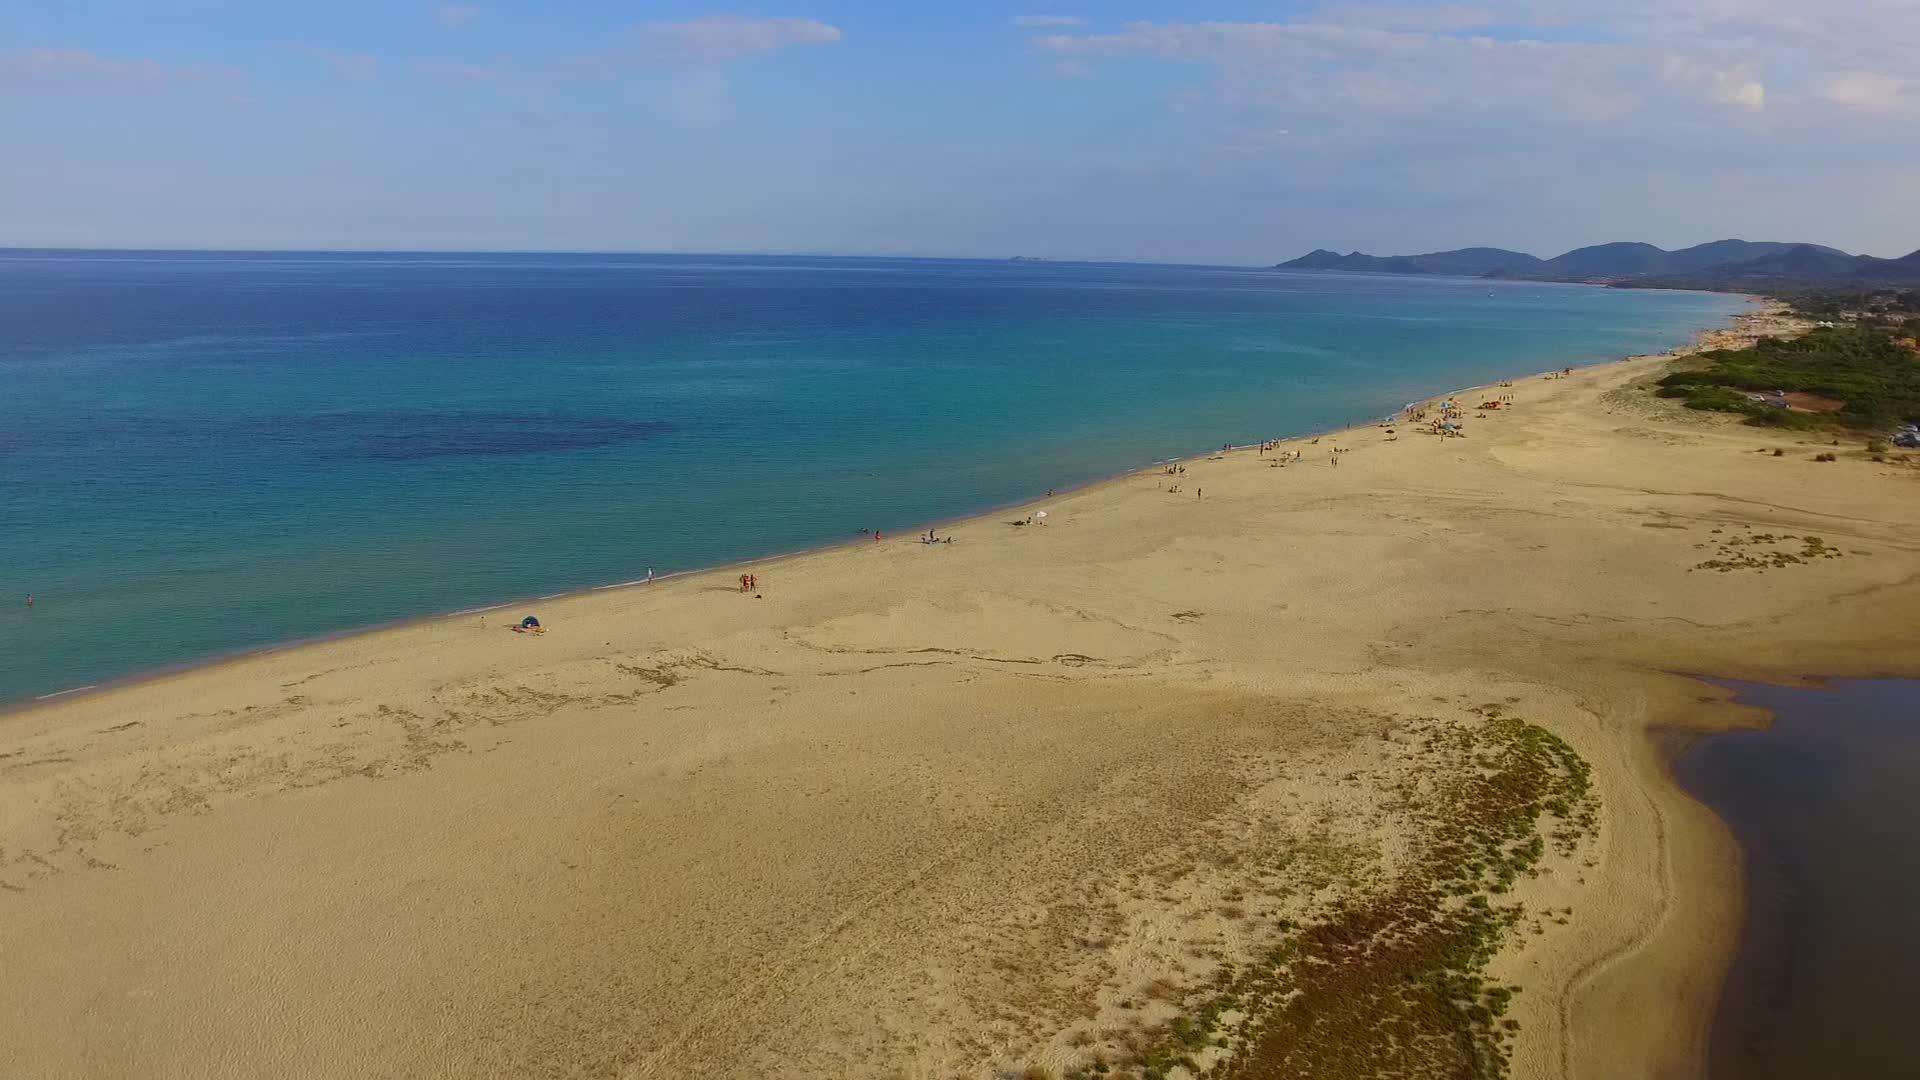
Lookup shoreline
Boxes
[15,291,1916,1080]
[5,303,1761,716]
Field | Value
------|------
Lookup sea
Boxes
[0,251,1745,704]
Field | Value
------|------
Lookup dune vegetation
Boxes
[1654,322,1920,431]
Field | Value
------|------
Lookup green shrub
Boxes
[1654,326,1920,430]
[1746,409,1826,430]
[1677,385,1758,413]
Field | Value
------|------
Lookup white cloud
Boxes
[1822,72,1916,113]
[1716,77,1766,111]
[1012,15,1087,28]
[1035,20,1643,120]
[1029,11,1815,132]
[631,14,844,62]
[1024,2,1920,132]
[0,48,234,91]
[1661,55,1765,111]
[436,4,480,30]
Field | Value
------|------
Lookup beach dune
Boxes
[7,307,1920,1078]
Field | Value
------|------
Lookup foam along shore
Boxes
[8,301,1920,1079]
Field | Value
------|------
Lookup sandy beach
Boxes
[7,301,1920,1079]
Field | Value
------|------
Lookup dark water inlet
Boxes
[1671,678,1920,1080]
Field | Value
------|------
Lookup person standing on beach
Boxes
[646,567,654,583]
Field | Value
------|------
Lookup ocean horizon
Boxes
[1,251,1745,703]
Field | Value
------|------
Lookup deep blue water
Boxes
[0,252,1743,702]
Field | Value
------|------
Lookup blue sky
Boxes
[3,2,1916,261]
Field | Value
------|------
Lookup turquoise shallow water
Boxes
[0,252,1744,703]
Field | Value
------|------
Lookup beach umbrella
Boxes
[1035,510,1048,519]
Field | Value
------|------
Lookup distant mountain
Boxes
[1665,239,1850,272]
[1413,247,1549,275]
[1634,245,1920,290]
[1275,238,1918,290]
[1538,239,1855,278]
[1277,247,1543,276]
[1715,245,1872,278]
[1539,242,1671,277]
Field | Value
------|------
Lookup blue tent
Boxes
[520,615,541,629]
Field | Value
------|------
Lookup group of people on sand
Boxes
[506,378,1546,638]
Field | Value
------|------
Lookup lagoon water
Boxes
[1675,679,1920,1080]
[0,251,1742,703]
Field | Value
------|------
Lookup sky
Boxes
[3,1,1917,263]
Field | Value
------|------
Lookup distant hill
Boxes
[1277,238,1919,290]
[1665,239,1850,272]
[1536,240,1856,278]
[1280,247,1543,276]
[1538,242,1672,277]
[1716,244,1873,278]
[1633,245,1920,290]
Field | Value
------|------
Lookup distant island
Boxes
[1276,239,1920,291]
